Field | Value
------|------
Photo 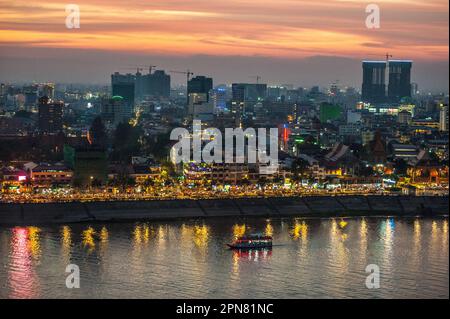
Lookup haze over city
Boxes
[0,0,448,91]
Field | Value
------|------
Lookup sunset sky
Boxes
[0,0,448,90]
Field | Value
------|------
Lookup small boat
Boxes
[227,233,273,249]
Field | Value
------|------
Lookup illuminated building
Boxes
[188,76,213,102]
[440,104,449,132]
[40,83,55,100]
[398,110,412,125]
[111,72,135,119]
[23,85,38,112]
[38,96,63,134]
[101,96,128,127]
[30,164,73,186]
[361,129,374,146]
[210,87,228,114]
[1,167,28,193]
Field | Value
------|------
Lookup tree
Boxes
[359,164,374,177]
[111,122,142,163]
[393,158,408,176]
[291,158,309,181]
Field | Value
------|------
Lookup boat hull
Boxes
[227,243,272,250]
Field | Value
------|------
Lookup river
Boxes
[0,216,448,299]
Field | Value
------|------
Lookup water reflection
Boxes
[380,218,395,270]
[233,224,246,239]
[193,225,209,249]
[60,226,72,262]
[329,219,349,277]
[81,226,96,253]
[232,248,272,262]
[0,217,448,299]
[265,221,273,237]
[292,220,308,241]
[8,227,40,299]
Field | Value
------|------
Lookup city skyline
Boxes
[0,0,448,91]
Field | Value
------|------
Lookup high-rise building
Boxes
[362,59,413,104]
[232,83,267,102]
[40,83,55,100]
[210,87,228,113]
[388,60,412,103]
[147,70,171,98]
[23,85,38,111]
[362,61,387,104]
[38,96,63,134]
[101,96,127,127]
[188,76,213,101]
[111,72,135,119]
[136,70,171,99]
[440,104,449,132]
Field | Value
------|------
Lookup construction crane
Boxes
[170,70,194,83]
[249,75,262,84]
[141,65,157,74]
[119,67,143,74]
[385,53,393,61]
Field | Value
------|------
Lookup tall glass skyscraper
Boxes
[388,60,412,103]
[361,61,387,104]
[362,60,412,104]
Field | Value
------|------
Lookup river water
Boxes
[0,216,448,299]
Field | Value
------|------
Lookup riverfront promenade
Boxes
[0,195,448,225]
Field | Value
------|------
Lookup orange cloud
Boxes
[0,0,448,61]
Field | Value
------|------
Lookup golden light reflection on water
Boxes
[28,227,41,260]
[442,220,448,250]
[339,220,348,229]
[329,219,349,274]
[360,219,367,239]
[193,225,210,249]
[442,220,448,245]
[265,222,273,237]
[158,225,166,243]
[359,219,368,261]
[233,224,246,239]
[82,226,96,252]
[331,219,348,242]
[143,224,150,244]
[414,219,421,242]
[133,223,154,247]
[431,221,438,241]
[100,226,108,243]
[133,224,142,245]
[99,226,109,254]
[61,226,72,261]
[292,220,308,241]
[62,226,71,249]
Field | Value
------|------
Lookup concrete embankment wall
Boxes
[0,196,448,225]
